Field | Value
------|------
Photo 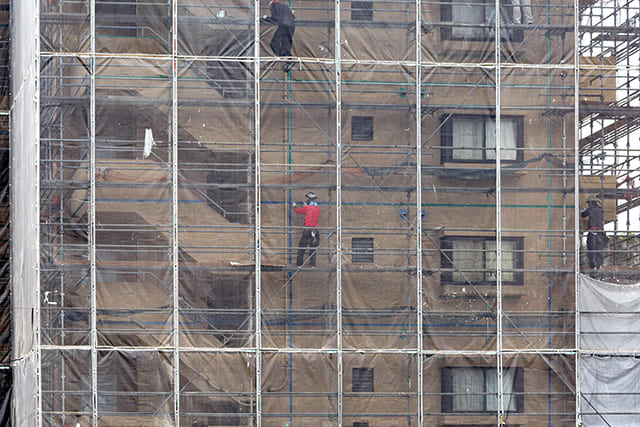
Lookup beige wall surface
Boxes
[32,0,636,424]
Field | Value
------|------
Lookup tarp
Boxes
[579,274,640,426]
[579,273,640,351]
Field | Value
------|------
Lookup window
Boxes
[440,0,523,42]
[352,237,374,263]
[352,367,374,392]
[351,1,373,21]
[440,115,523,163]
[441,367,524,413]
[352,116,374,141]
[353,422,370,427]
[440,236,523,285]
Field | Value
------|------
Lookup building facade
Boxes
[9,0,640,425]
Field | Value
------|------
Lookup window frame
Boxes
[440,366,524,414]
[440,236,524,285]
[440,114,524,164]
[352,367,374,392]
[351,116,374,141]
[351,1,374,21]
[440,0,523,42]
[352,237,374,263]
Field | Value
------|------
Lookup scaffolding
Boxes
[0,0,11,422]
[8,0,640,425]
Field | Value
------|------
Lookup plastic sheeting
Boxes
[579,274,640,426]
[0,2,9,425]
[10,0,640,425]
[11,0,39,424]
[579,274,640,351]
[0,116,9,424]
[0,0,8,110]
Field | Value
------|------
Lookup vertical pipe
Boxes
[495,0,503,422]
[335,0,343,424]
[35,1,43,425]
[171,0,180,424]
[415,0,423,424]
[89,0,98,424]
[254,0,263,422]
[574,0,582,420]
[286,27,294,424]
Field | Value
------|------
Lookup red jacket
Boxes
[295,204,320,227]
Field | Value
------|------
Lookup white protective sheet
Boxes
[579,274,640,426]
[10,0,39,423]
[579,273,640,351]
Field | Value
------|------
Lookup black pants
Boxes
[296,228,319,266]
[270,24,295,57]
[587,231,608,269]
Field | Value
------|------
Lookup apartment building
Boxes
[7,0,640,425]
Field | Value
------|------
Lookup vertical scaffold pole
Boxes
[335,0,343,423]
[495,0,504,421]
[171,0,180,424]
[35,1,43,425]
[415,0,424,424]
[254,0,263,423]
[89,0,98,424]
[574,0,582,421]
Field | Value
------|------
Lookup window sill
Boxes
[439,283,525,299]
[441,414,523,425]
[435,162,526,180]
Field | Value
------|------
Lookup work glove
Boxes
[291,201,297,207]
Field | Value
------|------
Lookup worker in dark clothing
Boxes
[581,195,608,269]
[262,0,295,71]
[292,191,320,266]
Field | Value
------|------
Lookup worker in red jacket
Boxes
[292,191,320,266]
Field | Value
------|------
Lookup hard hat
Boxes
[305,191,317,201]
[586,195,601,205]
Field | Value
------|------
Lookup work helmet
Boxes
[305,191,317,201]
[586,195,601,205]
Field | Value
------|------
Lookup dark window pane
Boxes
[352,367,374,392]
[352,116,374,141]
[351,1,373,21]
[352,237,374,263]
